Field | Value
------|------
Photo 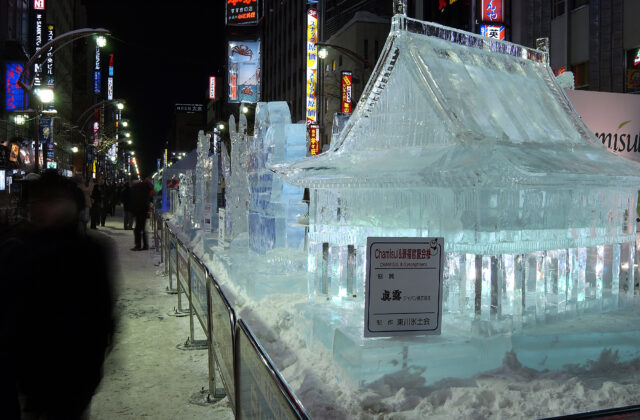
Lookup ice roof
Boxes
[272,15,640,189]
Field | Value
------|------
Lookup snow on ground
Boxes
[86,209,234,420]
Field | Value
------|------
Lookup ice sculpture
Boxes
[247,102,307,254]
[227,115,250,239]
[177,170,193,234]
[220,141,232,241]
[194,130,218,232]
[272,15,640,333]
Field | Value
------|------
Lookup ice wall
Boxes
[247,102,307,254]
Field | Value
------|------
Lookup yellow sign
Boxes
[306,8,318,123]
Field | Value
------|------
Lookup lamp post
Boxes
[17,28,111,173]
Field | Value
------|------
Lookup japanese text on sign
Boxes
[364,237,444,337]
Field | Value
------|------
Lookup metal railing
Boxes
[159,211,310,418]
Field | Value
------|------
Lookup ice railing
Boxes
[393,15,548,64]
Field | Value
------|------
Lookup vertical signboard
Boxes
[480,0,504,23]
[341,71,352,114]
[107,53,114,100]
[209,76,217,100]
[93,121,99,146]
[306,8,318,124]
[364,237,444,337]
[39,115,53,162]
[5,63,27,111]
[226,0,259,25]
[45,24,54,87]
[308,124,320,155]
[228,40,260,103]
[33,8,44,89]
[94,46,101,94]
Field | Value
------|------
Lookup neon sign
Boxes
[5,63,27,111]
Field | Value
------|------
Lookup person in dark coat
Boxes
[121,180,133,230]
[130,178,153,250]
[90,175,107,228]
[0,170,116,419]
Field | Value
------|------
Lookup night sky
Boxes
[85,2,226,177]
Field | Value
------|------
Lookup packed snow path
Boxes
[87,207,234,419]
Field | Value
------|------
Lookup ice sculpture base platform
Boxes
[203,233,308,301]
[300,302,640,388]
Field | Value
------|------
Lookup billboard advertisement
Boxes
[228,40,260,103]
[226,0,259,25]
[5,62,27,111]
[566,89,640,164]
[480,0,504,23]
[341,71,353,114]
[306,8,318,123]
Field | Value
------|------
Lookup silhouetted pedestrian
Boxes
[0,170,116,419]
[130,178,153,251]
[121,180,133,230]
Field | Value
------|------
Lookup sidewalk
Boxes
[87,207,233,419]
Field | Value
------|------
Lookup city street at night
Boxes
[3,1,640,419]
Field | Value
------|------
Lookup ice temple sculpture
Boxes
[272,14,640,336]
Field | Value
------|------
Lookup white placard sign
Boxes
[364,237,444,337]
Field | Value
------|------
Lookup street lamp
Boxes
[96,35,107,48]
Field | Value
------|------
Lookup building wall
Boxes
[319,16,389,145]
[262,0,306,122]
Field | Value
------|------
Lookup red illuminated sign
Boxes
[209,76,217,100]
[34,0,45,10]
[226,0,258,25]
[309,124,320,155]
[481,0,504,23]
[341,71,353,114]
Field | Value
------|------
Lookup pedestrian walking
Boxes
[130,177,153,251]
[121,179,133,230]
[90,176,108,228]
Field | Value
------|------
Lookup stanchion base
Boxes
[188,387,225,406]
[167,307,189,317]
[165,286,178,295]
[177,337,208,351]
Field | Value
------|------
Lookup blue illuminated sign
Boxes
[5,63,27,111]
[94,70,101,94]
